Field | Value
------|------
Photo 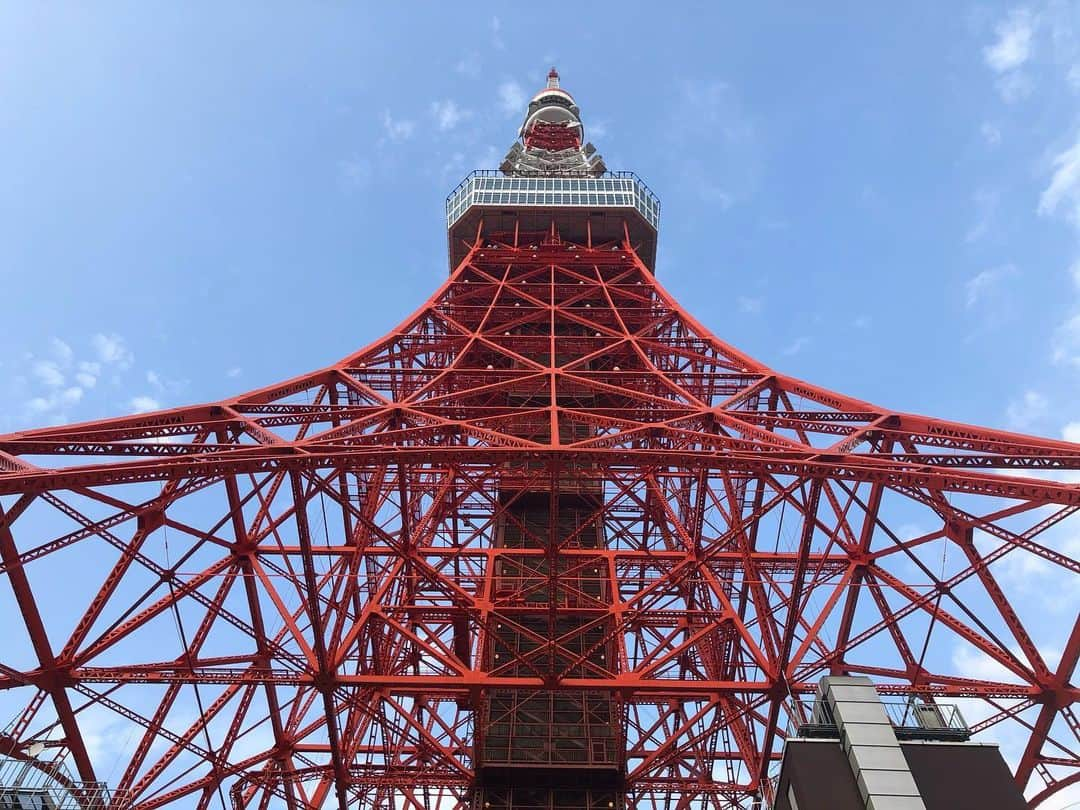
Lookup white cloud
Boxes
[455,52,481,77]
[1006,389,1049,429]
[338,156,371,190]
[695,179,733,208]
[1038,134,1080,226]
[965,264,1017,308]
[430,99,469,131]
[50,337,73,365]
[92,333,133,369]
[1063,421,1080,443]
[588,121,608,140]
[980,121,1002,147]
[678,79,754,143]
[491,16,504,50]
[474,144,501,169]
[951,644,1017,683]
[984,9,1036,73]
[1037,784,1080,810]
[226,367,242,378]
[736,296,763,314]
[380,111,415,143]
[996,70,1034,102]
[25,386,84,422]
[781,336,809,356]
[75,360,100,389]
[31,360,65,388]
[130,396,161,414]
[965,188,1000,242]
[141,369,188,396]
[498,80,526,117]
[441,151,466,179]
[1053,310,1080,367]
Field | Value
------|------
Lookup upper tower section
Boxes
[502,68,605,175]
[446,69,660,273]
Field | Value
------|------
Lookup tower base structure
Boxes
[0,68,1077,810]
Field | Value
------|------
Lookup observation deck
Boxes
[445,170,660,273]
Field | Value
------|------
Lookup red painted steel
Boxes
[523,121,581,152]
[1,82,1078,810]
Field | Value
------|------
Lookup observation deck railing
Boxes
[0,753,130,810]
[446,170,660,232]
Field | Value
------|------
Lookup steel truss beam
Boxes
[0,229,1076,808]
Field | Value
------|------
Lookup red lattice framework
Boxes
[523,121,581,153]
[0,228,1077,809]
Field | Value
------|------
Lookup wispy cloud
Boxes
[145,368,188,398]
[92,332,134,370]
[338,156,371,190]
[18,336,111,424]
[965,187,1000,242]
[50,337,73,365]
[965,264,1017,308]
[380,111,415,143]
[491,16,504,50]
[736,296,763,314]
[1052,310,1080,368]
[477,144,501,168]
[1038,134,1080,226]
[75,361,100,389]
[998,71,1035,102]
[455,52,481,77]
[226,367,242,378]
[1064,421,1080,443]
[1006,389,1049,429]
[1069,64,1080,90]
[130,395,161,414]
[984,8,1036,72]
[984,8,1038,102]
[26,386,84,424]
[31,360,65,388]
[676,80,754,144]
[430,99,469,131]
[1038,132,1080,369]
[668,80,757,208]
[980,121,1002,147]
[498,80,526,117]
[781,336,810,356]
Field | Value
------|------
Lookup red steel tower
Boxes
[0,69,1078,810]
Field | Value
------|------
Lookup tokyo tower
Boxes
[0,68,1077,809]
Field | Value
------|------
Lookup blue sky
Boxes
[2,4,1080,440]
[1,3,1079,805]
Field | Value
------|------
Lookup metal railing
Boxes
[0,754,129,810]
[445,169,660,231]
[446,169,658,202]
[788,697,970,742]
